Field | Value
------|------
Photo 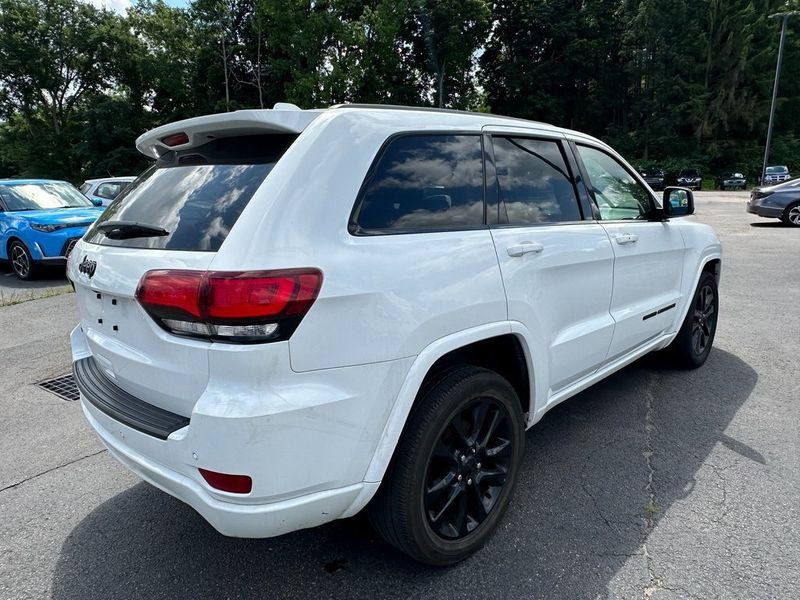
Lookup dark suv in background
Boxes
[677,169,702,191]
[640,166,666,191]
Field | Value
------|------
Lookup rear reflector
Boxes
[198,469,252,494]
[135,269,322,343]
[161,132,190,147]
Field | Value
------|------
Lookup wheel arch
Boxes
[361,323,534,485]
[5,235,26,260]
[662,251,721,349]
[703,256,721,284]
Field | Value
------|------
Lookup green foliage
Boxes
[0,0,798,182]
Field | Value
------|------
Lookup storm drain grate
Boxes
[37,373,80,402]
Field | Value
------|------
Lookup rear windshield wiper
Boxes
[96,221,170,239]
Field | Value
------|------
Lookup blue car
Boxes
[0,179,105,280]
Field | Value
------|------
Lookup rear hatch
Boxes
[70,130,300,417]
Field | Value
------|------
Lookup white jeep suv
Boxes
[68,104,721,566]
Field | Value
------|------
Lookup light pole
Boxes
[761,11,799,186]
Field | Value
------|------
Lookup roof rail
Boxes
[330,103,550,127]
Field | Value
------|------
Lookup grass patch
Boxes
[644,501,660,517]
[0,285,74,307]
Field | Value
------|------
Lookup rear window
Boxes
[85,134,296,251]
[351,134,484,233]
[95,182,128,199]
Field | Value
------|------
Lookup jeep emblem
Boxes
[79,256,97,278]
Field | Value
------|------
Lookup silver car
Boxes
[79,176,136,207]
[747,178,800,226]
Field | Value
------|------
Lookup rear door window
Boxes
[351,134,484,233]
[492,137,582,224]
[85,134,296,251]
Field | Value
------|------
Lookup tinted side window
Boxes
[353,135,484,232]
[492,137,581,225]
[577,145,652,220]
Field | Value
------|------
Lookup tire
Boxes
[665,271,718,368]
[367,366,525,566]
[8,240,35,280]
[781,202,800,227]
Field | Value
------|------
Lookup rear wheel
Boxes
[9,240,35,280]
[665,271,718,368]
[368,366,525,566]
[782,202,800,227]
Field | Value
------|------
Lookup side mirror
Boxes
[91,197,103,207]
[662,186,694,217]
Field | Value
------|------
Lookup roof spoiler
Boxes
[135,104,322,159]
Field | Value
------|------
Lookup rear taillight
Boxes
[135,269,322,343]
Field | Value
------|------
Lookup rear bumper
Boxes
[746,203,783,218]
[70,325,409,538]
[81,399,377,537]
[74,356,190,439]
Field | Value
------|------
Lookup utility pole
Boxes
[761,11,800,186]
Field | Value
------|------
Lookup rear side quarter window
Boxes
[351,134,485,234]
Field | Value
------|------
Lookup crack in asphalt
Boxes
[641,372,664,599]
[0,449,107,494]
[704,461,732,525]
[581,480,622,534]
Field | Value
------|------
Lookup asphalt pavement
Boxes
[0,192,798,599]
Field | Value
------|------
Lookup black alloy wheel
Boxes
[423,396,513,540]
[665,270,718,368]
[691,283,716,356]
[368,366,524,566]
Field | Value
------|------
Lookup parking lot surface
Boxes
[1,192,798,599]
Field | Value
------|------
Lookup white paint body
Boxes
[69,106,722,538]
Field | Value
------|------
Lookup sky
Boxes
[85,0,188,14]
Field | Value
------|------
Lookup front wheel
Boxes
[9,240,35,280]
[368,366,525,566]
[664,271,718,368]
[782,202,800,227]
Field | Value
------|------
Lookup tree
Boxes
[0,0,124,176]
[414,0,489,107]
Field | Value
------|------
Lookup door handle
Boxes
[507,241,544,257]
[614,233,639,245]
